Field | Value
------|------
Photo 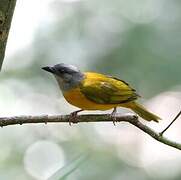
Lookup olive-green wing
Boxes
[80,76,139,104]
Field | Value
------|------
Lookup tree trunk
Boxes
[0,0,16,70]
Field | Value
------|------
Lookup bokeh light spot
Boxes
[24,140,65,180]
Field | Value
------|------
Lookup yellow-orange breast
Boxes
[63,87,117,110]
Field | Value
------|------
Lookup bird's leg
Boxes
[69,109,83,125]
[110,107,117,125]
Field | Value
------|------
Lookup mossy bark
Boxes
[0,0,16,70]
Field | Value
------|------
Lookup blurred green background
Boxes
[1,0,181,179]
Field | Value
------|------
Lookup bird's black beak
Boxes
[42,66,54,73]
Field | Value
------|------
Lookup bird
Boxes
[42,63,161,124]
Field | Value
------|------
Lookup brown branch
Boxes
[0,0,17,70]
[0,114,181,151]
[160,110,181,136]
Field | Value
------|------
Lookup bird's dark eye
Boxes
[59,69,65,73]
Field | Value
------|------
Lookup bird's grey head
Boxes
[42,63,84,91]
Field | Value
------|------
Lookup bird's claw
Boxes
[110,107,117,126]
[110,114,117,125]
[69,109,83,125]
[69,112,78,125]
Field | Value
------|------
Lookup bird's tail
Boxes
[129,102,161,122]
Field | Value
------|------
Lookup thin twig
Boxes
[160,110,181,136]
[0,114,181,151]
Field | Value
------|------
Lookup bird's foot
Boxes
[110,107,117,126]
[69,109,83,125]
